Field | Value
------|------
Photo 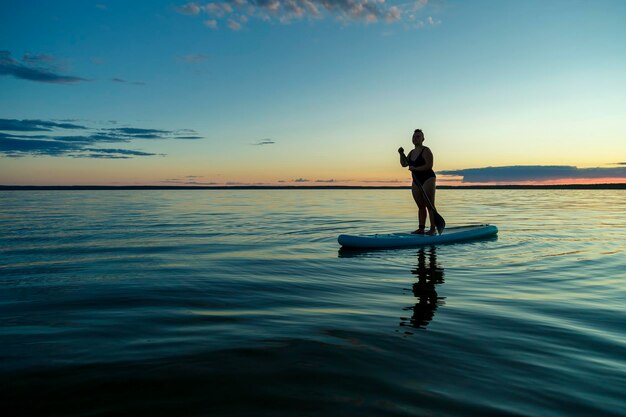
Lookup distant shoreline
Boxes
[1,184,625,190]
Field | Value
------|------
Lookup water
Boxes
[1,189,625,417]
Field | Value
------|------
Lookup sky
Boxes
[1,0,625,186]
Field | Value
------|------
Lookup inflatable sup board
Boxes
[338,224,498,249]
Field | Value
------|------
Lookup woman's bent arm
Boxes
[399,149,409,167]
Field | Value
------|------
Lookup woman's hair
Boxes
[413,129,424,138]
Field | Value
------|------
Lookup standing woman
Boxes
[399,129,437,235]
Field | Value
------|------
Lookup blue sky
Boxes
[1,0,625,185]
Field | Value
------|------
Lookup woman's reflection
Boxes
[399,246,445,332]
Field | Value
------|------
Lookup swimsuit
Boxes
[409,147,436,185]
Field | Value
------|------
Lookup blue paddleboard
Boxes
[338,224,498,249]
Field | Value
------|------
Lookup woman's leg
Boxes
[419,206,427,229]
[421,178,437,232]
[411,186,427,232]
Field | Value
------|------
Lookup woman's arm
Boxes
[399,148,409,167]
[408,147,434,171]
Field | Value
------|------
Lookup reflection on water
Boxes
[337,246,446,332]
[400,247,445,333]
[2,190,625,417]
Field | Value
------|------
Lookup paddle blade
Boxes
[434,211,446,235]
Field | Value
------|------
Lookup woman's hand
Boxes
[399,147,409,167]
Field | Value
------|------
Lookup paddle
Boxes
[399,148,446,235]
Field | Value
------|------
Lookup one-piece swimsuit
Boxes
[409,147,436,185]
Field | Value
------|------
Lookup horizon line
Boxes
[1,184,625,190]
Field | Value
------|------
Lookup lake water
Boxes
[1,189,625,417]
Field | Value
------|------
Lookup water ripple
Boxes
[1,189,625,417]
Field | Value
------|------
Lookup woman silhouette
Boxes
[399,129,437,235]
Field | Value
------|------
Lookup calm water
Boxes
[1,190,625,417]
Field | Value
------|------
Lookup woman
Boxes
[398,129,437,235]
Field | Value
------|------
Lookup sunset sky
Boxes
[1,0,625,185]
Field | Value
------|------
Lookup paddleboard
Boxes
[338,224,498,249]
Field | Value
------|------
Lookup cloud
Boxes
[2,51,146,86]
[176,2,202,15]
[204,19,219,29]
[102,127,203,140]
[0,118,86,131]
[361,179,403,183]
[0,51,88,84]
[294,178,310,182]
[179,53,210,63]
[107,127,169,138]
[253,138,275,145]
[385,6,401,23]
[425,16,440,26]
[176,0,438,30]
[0,135,79,157]
[161,176,220,185]
[183,181,221,185]
[0,119,204,159]
[83,148,161,157]
[22,53,57,65]
[227,19,242,30]
[440,165,626,183]
[111,77,146,85]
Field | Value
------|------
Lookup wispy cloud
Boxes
[0,135,80,157]
[227,19,242,30]
[176,0,438,30]
[161,175,220,185]
[440,165,626,183]
[176,2,202,15]
[253,138,275,145]
[83,148,161,157]
[204,19,219,29]
[22,53,57,66]
[2,51,149,86]
[0,119,203,159]
[178,53,210,63]
[111,77,146,85]
[361,179,404,184]
[0,119,86,131]
[0,51,88,84]
[277,178,408,185]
